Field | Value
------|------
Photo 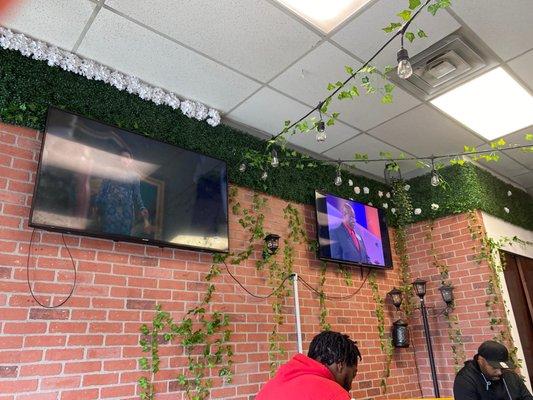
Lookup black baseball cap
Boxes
[478,341,514,369]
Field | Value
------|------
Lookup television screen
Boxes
[315,191,392,268]
[30,107,229,252]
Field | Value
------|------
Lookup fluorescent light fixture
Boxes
[274,0,372,33]
[431,67,533,140]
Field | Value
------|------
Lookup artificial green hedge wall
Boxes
[408,163,533,229]
[0,47,532,230]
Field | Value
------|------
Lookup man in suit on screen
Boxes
[330,202,369,264]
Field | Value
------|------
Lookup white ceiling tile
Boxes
[451,0,533,61]
[105,0,321,82]
[331,80,421,130]
[77,8,261,113]
[270,42,362,107]
[510,172,533,189]
[323,133,418,177]
[270,42,421,130]
[474,153,529,179]
[508,49,533,91]
[226,88,312,136]
[331,0,460,71]
[496,127,533,169]
[0,0,94,50]
[287,120,361,155]
[368,105,484,156]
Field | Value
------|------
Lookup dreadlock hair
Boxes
[308,331,362,367]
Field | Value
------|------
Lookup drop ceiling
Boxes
[1,0,532,194]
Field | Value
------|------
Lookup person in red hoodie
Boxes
[256,331,362,400]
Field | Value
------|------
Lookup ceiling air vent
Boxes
[389,33,492,100]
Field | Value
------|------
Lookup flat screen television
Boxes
[315,191,392,269]
[30,107,229,253]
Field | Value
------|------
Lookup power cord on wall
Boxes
[26,228,77,308]
[223,260,370,301]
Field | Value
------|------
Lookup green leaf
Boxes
[428,3,440,15]
[409,0,421,9]
[383,65,394,74]
[349,86,359,97]
[327,83,336,91]
[490,138,506,149]
[397,9,412,21]
[361,76,369,84]
[416,160,430,169]
[382,22,402,33]
[381,93,393,104]
[463,145,476,153]
[525,133,533,141]
[417,29,428,38]
[405,31,416,42]
[384,83,395,93]
[345,65,354,75]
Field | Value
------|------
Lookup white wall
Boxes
[481,212,533,392]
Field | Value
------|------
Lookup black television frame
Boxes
[29,106,230,254]
[314,190,393,270]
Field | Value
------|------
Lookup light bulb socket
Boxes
[317,120,326,133]
[397,47,409,63]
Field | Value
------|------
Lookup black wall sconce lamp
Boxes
[263,234,280,259]
[387,279,455,398]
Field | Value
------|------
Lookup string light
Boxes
[271,149,279,168]
[316,102,326,142]
[239,163,246,172]
[397,32,413,79]
[334,161,343,186]
[430,158,440,187]
[261,171,268,181]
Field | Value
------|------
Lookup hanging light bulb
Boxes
[397,47,413,79]
[239,163,246,173]
[431,170,440,187]
[261,171,268,181]
[334,161,342,186]
[271,149,279,168]
[316,102,327,142]
[430,158,440,187]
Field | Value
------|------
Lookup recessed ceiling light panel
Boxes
[431,67,533,140]
[273,0,372,33]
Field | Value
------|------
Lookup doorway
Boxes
[501,251,533,384]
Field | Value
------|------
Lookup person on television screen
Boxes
[256,330,361,400]
[95,149,149,236]
[330,202,369,264]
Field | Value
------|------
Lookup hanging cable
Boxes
[26,229,77,308]
[297,268,371,301]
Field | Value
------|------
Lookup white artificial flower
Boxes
[206,108,221,126]
[363,187,369,194]
[60,52,81,73]
[507,190,512,197]
[180,100,196,118]
[137,85,153,101]
[79,59,98,80]
[404,184,410,191]
[378,191,383,198]
[108,71,126,91]
[164,93,181,110]
[504,207,510,214]
[382,203,388,209]
[431,203,439,211]
[348,179,353,186]
[194,102,209,121]
[46,46,63,67]
[124,76,142,94]
[414,208,422,215]
[368,202,373,206]
[385,192,390,198]
[150,87,166,105]
[354,186,361,194]
[391,208,396,214]
[29,41,48,61]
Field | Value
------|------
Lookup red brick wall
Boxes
[405,213,511,397]
[0,121,508,400]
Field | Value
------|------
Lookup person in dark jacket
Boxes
[454,340,533,400]
[256,331,362,400]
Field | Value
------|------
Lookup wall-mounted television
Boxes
[315,191,392,269]
[30,107,229,253]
